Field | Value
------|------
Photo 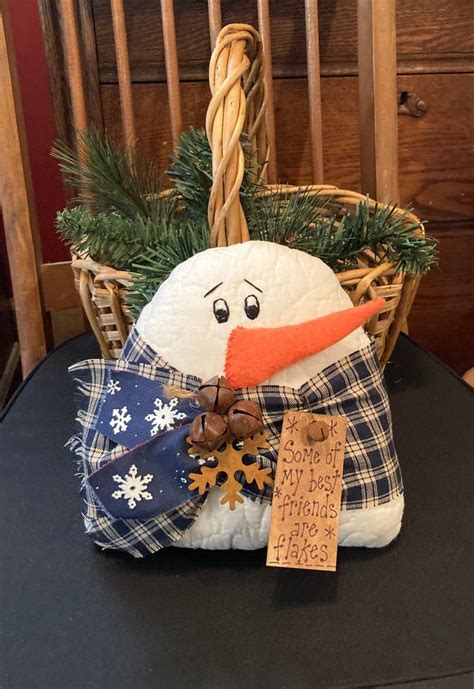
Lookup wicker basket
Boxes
[72,24,422,365]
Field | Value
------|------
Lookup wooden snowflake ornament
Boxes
[187,432,272,510]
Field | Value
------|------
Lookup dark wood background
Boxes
[51,0,474,374]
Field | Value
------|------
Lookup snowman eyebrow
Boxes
[244,279,263,293]
[203,282,223,298]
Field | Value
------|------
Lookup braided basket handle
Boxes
[206,24,269,247]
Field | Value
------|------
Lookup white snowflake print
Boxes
[145,397,186,436]
[109,406,132,434]
[107,378,121,395]
[112,464,153,509]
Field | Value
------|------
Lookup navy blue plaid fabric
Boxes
[69,326,402,557]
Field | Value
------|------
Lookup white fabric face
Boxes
[137,241,369,387]
[136,241,402,550]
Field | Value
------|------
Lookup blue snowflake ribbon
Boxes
[88,369,267,520]
[96,369,200,448]
[87,424,205,520]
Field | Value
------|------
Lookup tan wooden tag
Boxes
[266,411,347,572]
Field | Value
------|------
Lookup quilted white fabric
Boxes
[137,241,403,549]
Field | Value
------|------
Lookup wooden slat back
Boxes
[110,0,135,151]
[58,0,88,139]
[304,0,324,182]
[256,0,277,183]
[45,1,400,202]
[78,1,103,131]
[160,0,183,145]
[358,0,400,203]
[207,0,222,49]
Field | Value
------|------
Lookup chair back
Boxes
[42,0,400,201]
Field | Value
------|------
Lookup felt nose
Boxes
[224,297,385,388]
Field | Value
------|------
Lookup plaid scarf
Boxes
[69,327,402,557]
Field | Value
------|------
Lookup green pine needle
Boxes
[56,188,180,271]
[126,217,211,318]
[167,127,214,219]
[249,189,437,275]
[247,187,329,250]
[52,128,165,221]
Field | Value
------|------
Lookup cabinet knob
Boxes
[398,91,428,117]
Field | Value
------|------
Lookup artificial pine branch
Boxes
[247,187,328,249]
[168,127,214,219]
[56,207,164,270]
[52,128,165,221]
[54,126,437,319]
[56,186,181,271]
[126,217,211,318]
[248,190,437,275]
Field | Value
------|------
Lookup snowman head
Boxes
[136,241,380,387]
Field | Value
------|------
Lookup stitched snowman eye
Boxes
[213,298,230,323]
[244,294,260,320]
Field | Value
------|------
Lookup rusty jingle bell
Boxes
[306,419,330,443]
[197,375,236,414]
[227,400,263,439]
[189,412,229,452]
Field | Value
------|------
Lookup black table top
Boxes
[1,334,472,689]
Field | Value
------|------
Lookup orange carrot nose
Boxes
[225,297,385,388]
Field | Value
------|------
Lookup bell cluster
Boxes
[189,376,263,452]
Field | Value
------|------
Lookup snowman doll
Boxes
[71,241,404,557]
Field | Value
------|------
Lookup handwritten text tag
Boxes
[266,412,347,572]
